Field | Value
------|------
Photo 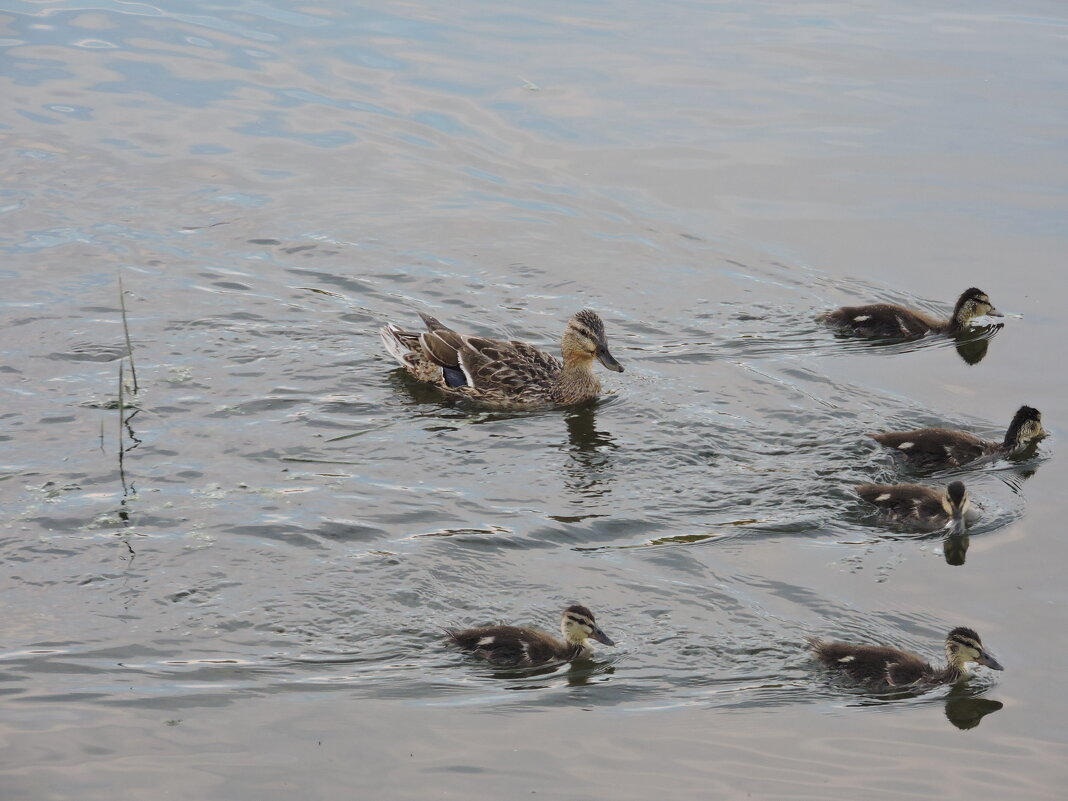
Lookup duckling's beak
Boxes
[596,346,624,373]
[591,627,615,646]
[985,306,1004,318]
[978,650,1004,671]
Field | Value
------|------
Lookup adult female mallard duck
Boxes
[444,604,615,667]
[380,309,624,408]
[820,287,1001,338]
[808,627,1003,690]
[872,405,1044,467]
[855,480,977,531]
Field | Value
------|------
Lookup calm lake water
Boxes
[3,1,1067,798]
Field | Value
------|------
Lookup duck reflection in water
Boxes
[493,658,616,690]
[944,683,1003,730]
[562,400,618,500]
[943,532,969,566]
[954,323,1003,365]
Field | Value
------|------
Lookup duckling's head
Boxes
[945,627,1003,674]
[562,310,624,372]
[1004,405,1045,449]
[952,288,1002,326]
[560,604,615,647]
[942,481,970,523]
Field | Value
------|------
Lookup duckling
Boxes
[380,309,624,408]
[808,627,1003,690]
[872,405,1044,467]
[444,604,615,667]
[855,480,977,531]
[820,287,1001,338]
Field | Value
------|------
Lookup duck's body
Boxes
[808,627,1003,691]
[856,480,977,530]
[872,406,1044,467]
[820,287,1001,338]
[445,604,614,667]
[380,309,623,409]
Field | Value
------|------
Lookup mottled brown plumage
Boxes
[380,309,624,408]
[808,627,1003,691]
[820,287,1001,338]
[855,480,976,530]
[872,406,1044,467]
[445,604,615,667]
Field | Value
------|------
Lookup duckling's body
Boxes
[820,287,1001,338]
[380,309,623,409]
[856,480,977,530]
[445,604,615,667]
[872,406,1044,467]
[808,627,1003,691]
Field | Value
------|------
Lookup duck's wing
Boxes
[455,339,561,397]
[856,484,942,519]
[446,625,559,666]
[446,624,525,665]
[872,427,987,464]
[409,314,471,388]
[882,653,933,687]
[822,304,940,337]
[810,640,931,688]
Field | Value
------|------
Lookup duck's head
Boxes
[942,481,971,527]
[562,310,623,372]
[952,288,1002,327]
[945,627,1003,674]
[560,604,615,647]
[1004,405,1045,449]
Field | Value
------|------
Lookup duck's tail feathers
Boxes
[380,323,414,367]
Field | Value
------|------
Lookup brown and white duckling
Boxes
[445,604,615,667]
[820,287,1001,338]
[872,405,1044,467]
[808,627,1003,690]
[380,309,624,409]
[856,480,978,531]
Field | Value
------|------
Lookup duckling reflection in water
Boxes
[445,605,615,667]
[943,684,1004,730]
[855,480,978,532]
[380,309,624,408]
[820,287,1002,338]
[808,627,1003,691]
[872,405,1044,467]
[953,324,1001,365]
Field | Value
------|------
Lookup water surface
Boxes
[3,1,1068,798]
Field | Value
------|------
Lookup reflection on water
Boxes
[845,682,1002,731]
[943,685,1004,730]
[943,533,970,566]
[953,324,1002,365]
[495,657,616,691]
[4,0,1067,796]
[562,402,617,500]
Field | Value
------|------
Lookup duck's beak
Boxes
[591,627,615,646]
[596,346,624,373]
[985,306,1004,318]
[978,650,1004,671]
